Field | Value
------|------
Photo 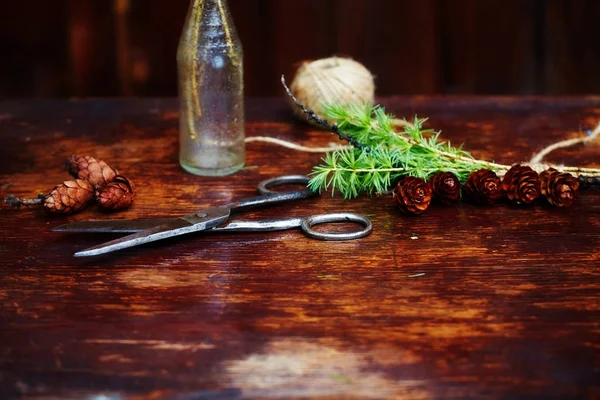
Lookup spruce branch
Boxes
[4,194,44,207]
[302,103,508,198]
[280,77,600,199]
[394,120,510,172]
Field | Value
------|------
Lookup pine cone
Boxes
[464,169,502,205]
[95,175,135,211]
[392,177,432,215]
[66,155,118,189]
[429,171,460,205]
[540,168,579,207]
[44,179,94,214]
[502,165,541,205]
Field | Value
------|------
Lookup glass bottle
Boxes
[177,0,245,176]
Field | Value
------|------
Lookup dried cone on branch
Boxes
[44,179,94,214]
[66,155,118,189]
[95,175,135,211]
[392,177,432,215]
[540,168,580,208]
[502,165,541,205]
[429,171,461,205]
[464,169,503,205]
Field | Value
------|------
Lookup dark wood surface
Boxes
[2,0,600,98]
[1,97,600,399]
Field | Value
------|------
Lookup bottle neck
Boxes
[188,0,236,36]
[190,0,229,14]
[180,0,241,59]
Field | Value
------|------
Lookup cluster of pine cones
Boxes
[6,155,135,215]
[393,165,581,215]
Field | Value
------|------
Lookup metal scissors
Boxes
[53,175,373,257]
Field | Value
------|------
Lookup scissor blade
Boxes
[73,207,230,257]
[52,218,176,233]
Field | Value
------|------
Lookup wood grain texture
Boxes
[0,1,70,98]
[545,0,600,95]
[3,0,600,97]
[336,0,440,95]
[1,98,600,399]
[439,0,538,94]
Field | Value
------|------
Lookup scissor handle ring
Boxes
[258,175,315,196]
[301,213,373,241]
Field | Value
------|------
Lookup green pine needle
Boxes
[309,103,510,198]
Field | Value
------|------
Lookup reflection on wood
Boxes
[0,97,599,398]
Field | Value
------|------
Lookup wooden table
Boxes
[1,98,599,399]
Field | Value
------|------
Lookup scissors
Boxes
[53,175,373,257]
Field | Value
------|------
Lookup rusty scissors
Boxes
[53,175,373,257]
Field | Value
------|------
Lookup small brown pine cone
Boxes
[66,155,118,189]
[464,169,503,205]
[429,171,461,205]
[392,176,432,215]
[501,165,541,205]
[95,175,135,211]
[540,168,579,208]
[44,179,94,214]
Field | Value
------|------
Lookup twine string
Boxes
[529,121,600,168]
[244,137,350,153]
[244,118,414,154]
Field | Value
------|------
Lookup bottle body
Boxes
[177,0,245,176]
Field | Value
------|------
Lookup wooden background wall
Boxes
[1,0,599,98]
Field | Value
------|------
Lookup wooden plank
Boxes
[439,0,538,94]
[67,0,119,96]
[0,2,70,97]
[1,0,600,97]
[229,0,276,96]
[268,0,337,95]
[118,0,188,96]
[545,0,600,94]
[336,0,440,95]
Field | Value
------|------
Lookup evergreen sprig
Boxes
[308,103,510,199]
[281,75,600,196]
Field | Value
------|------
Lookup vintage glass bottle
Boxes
[177,0,245,176]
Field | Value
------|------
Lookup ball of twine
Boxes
[289,57,375,123]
